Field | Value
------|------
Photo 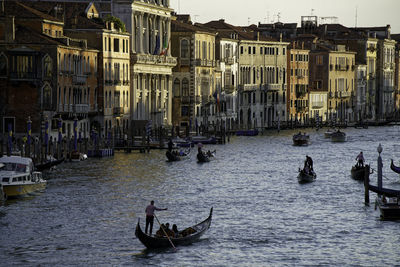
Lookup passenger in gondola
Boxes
[172,224,179,237]
[155,224,166,237]
[207,150,212,157]
[355,151,364,168]
[164,223,175,237]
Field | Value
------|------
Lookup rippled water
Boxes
[1,126,400,266]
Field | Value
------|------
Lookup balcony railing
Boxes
[73,104,89,113]
[113,107,124,116]
[72,74,87,85]
[224,85,235,94]
[194,59,215,67]
[239,84,259,91]
[311,101,324,108]
[224,57,234,65]
[132,54,177,67]
[267,84,281,91]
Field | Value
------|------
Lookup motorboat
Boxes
[0,156,46,199]
[324,128,335,138]
[293,132,310,146]
[70,151,87,162]
[376,195,400,220]
[330,130,346,142]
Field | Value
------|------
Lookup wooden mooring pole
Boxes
[364,164,370,205]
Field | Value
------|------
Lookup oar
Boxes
[154,214,176,251]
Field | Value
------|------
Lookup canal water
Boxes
[1,126,400,266]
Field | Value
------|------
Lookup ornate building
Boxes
[112,0,177,133]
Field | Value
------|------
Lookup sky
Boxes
[170,0,400,34]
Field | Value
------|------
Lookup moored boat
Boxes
[0,156,46,199]
[331,130,346,142]
[390,159,400,174]
[135,208,213,249]
[351,165,368,180]
[297,168,316,183]
[172,137,193,148]
[35,157,65,172]
[190,136,217,145]
[293,133,309,146]
[236,129,259,136]
[375,195,400,220]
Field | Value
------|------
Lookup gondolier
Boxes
[145,200,167,235]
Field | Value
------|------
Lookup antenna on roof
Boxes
[355,6,358,28]
[277,12,281,22]
[311,9,314,16]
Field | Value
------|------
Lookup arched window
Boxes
[182,78,189,96]
[43,55,52,79]
[173,78,180,97]
[0,53,7,76]
[181,39,189,58]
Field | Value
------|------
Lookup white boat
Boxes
[0,156,46,199]
[331,130,346,142]
[324,129,335,138]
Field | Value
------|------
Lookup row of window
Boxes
[58,53,97,75]
[240,46,286,56]
[104,62,129,84]
[104,37,129,54]
[104,90,129,109]
[291,53,309,62]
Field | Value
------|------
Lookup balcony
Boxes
[114,80,122,86]
[194,59,215,67]
[72,74,87,85]
[267,84,281,91]
[239,84,259,91]
[132,54,177,67]
[224,57,234,65]
[312,101,324,108]
[113,107,124,116]
[337,91,351,98]
[180,58,190,66]
[123,80,130,86]
[384,86,394,93]
[224,85,235,94]
[73,104,89,113]
[335,64,348,71]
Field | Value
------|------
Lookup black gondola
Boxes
[35,158,65,172]
[390,159,400,174]
[135,208,213,249]
[368,184,400,198]
[197,152,210,163]
[166,150,189,162]
[351,165,368,180]
[297,168,316,183]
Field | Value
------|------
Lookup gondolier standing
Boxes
[145,200,167,235]
[356,151,364,167]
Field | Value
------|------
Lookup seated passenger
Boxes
[172,224,180,237]
[155,224,166,237]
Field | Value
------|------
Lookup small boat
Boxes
[70,151,87,162]
[35,157,65,172]
[166,149,190,162]
[330,130,346,142]
[351,165,368,181]
[375,195,400,220]
[171,137,193,148]
[0,156,46,199]
[236,129,259,136]
[135,208,213,249]
[293,133,309,146]
[324,128,335,138]
[297,168,316,183]
[390,159,400,174]
[197,150,215,163]
[190,136,217,145]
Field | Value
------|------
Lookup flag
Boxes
[153,35,160,55]
[160,37,169,56]
[213,90,220,113]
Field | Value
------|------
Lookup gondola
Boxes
[368,184,400,198]
[197,150,215,163]
[135,208,213,249]
[331,130,346,142]
[292,133,309,146]
[166,150,190,162]
[351,165,368,180]
[35,157,65,172]
[390,159,400,174]
[297,168,316,183]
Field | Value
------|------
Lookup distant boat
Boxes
[35,157,65,172]
[190,136,217,145]
[293,133,309,146]
[390,159,400,174]
[324,128,335,138]
[166,149,190,162]
[331,130,346,142]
